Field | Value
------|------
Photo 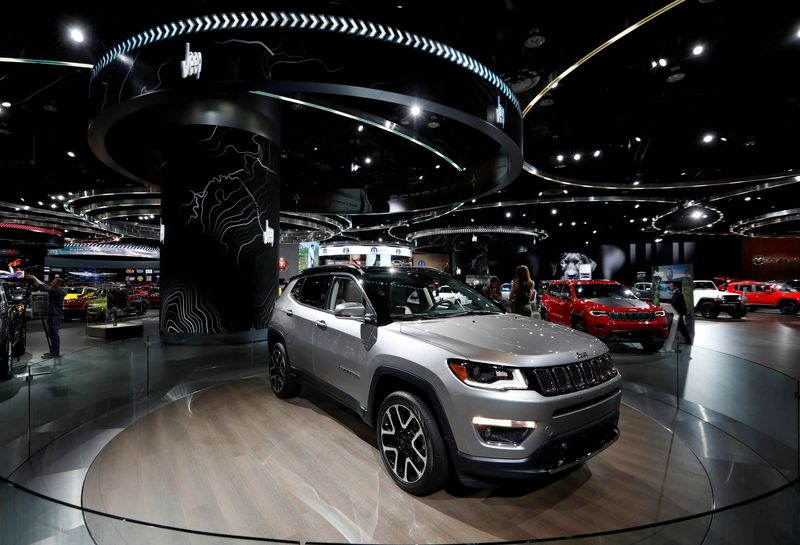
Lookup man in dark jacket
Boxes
[25,274,66,358]
[670,281,692,345]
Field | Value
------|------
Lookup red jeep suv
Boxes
[541,280,669,352]
[721,280,800,315]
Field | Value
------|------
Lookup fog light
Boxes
[472,416,536,446]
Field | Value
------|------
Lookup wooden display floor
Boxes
[83,377,713,544]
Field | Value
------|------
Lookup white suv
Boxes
[692,280,747,319]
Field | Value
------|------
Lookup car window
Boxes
[547,283,562,295]
[574,283,634,299]
[290,277,305,298]
[328,277,366,311]
[296,275,331,309]
[773,284,796,292]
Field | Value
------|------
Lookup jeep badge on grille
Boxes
[576,351,588,359]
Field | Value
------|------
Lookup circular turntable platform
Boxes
[83,377,712,543]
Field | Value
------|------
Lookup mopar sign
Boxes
[370,247,378,253]
[753,255,800,266]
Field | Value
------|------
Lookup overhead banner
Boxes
[319,245,412,257]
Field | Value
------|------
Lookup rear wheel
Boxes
[269,342,298,399]
[779,300,799,315]
[699,301,719,319]
[377,391,448,496]
[641,340,665,352]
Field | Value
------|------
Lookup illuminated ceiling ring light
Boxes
[706,177,800,202]
[88,15,523,213]
[457,195,678,213]
[0,201,111,239]
[89,12,519,113]
[279,212,350,243]
[407,225,548,244]
[730,208,800,238]
[651,202,724,233]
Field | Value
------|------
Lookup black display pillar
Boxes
[159,111,280,343]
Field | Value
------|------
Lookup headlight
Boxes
[447,359,528,391]
[654,310,666,317]
[589,310,608,316]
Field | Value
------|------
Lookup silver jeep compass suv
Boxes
[268,266,621,495]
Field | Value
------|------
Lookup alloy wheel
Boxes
[380,404,428,483]
[269,347,286,392]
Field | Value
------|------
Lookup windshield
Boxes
[361,268,504,321]
[772,284,797,292]
[694,281,716,290]
[574,283,635,300]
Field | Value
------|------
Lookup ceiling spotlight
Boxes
[50,203,56,209]
[593,149,601,157]
[419,175,424,180]
[691,210,703,219]
[571,221,576,226]
[506,212,512,218]
[563,189,568,194]
[410,104,421,117]
[702,133,715,143]
[556,154,564,162]
[642,217,649,222]
[551,81,559,88]
[57,195,64,201]
[629,219,635,223]
[634,203,640,208]
[522,213,526,217]
[744,196,752,201]
[37,201,43,206]
[658,58,667,67]
[655,238,663,243]
[378,238,383,242]
[702,214,708,219]
[0,101,9,108]
[573,153,581,161]
[470,218,474,222]
[720,137,727,142]
[692,44,704,56]
[364,157,372,164]
[633,180,640,186]
[471,198,476,203]
[357,125,364,132]
[435,164,440,169]
[69,27,85,43]
[592,230,597,234]
[559,222,563,227]
[551,208,558,215]
[650,60,657,69]
[66,151,76,158]
[634,136,642,142]
[796,28,800,38]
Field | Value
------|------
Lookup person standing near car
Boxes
[511,265,534,317]
[670,280,692,345]
[25,274,66,358]
[485,276,502,304]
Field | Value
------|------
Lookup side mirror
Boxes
[334,302,366,318]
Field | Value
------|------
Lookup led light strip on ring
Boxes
[730,208,800,237]
[407,225,548,242]
[91,11,520,112]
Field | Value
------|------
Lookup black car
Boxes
[1,279,29,378]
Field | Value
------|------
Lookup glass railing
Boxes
[0,330,797,544]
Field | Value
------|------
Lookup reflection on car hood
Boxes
[583,297,652,309]
[399,314,607,367]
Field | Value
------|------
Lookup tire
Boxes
[268,342,298,399]
[699,301,719,319]
[0,335,12,379]
[540,308,548,321]
[727,309,747,319]
[779,301,799,315]
[377,391,449,496]
[572,317,587,332]
[12,322,25,356]
[641,340,665,352]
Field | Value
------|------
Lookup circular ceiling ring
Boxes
[522,163,800,191]
[730,208,800,237]
[347,203,463,233]
[407,225,548,243]
[651,202,724,233]
[88,11,523,213]
[458,195,679,212]
[706,177,800,202]
[280,211,350,233]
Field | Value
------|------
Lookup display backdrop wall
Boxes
[741,237,800,280]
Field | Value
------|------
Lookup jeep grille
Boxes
[526,354,618,396]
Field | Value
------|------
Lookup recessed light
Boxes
[470,218,474,222]
[435,164,440,169]
[378,238,383,242]
[634,136,642,143]
[410,104,421,117]
[559,222,563,227]
[573,153,581,161]
[691,211,702,219]
[419,175,424,180]
[720,137,727,142]
[593,150,601,157]
[634,204,640,208]
[522,213,526,217]
[556,154,564,162]
[571,221,576,226]
[702,133,715,143]
[50,203,56,209]
[506,212,512,218]
[0,101,9,108]
[57,195,64,201]
[744,196,752,201]
[69,27,85,43]
[633,181,640,186]
[642,217,649,222]
[692,44,704,56]
[357,125,364,132]
[702,214,708,219]
[66,151,76,158]
[37,201,43,206]
[471,198,476,203]
[551,208,557,215]
[655,238,663,243]
[629,219,635,223]
[364,157,372,164]
[658,58,667,67]
[651,60,657,69]
[592,230,597,234]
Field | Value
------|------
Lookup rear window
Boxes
[694,281,716,290]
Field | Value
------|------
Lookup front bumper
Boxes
[451,409,619,481]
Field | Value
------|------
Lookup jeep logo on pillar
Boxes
[180,43,202,79]
[262,220,274,246]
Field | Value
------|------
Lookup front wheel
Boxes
[377,392,449,496]
[779,301,799,315]
[699,302,719,319]
[572,317,587,332]
[641,340,665,352]
[268,342,298,399]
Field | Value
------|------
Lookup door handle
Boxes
[284,309,293,316]
[315,320,327,330]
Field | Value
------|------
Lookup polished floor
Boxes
[82,377,712,544]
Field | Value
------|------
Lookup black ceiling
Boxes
[1,0,799,243]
